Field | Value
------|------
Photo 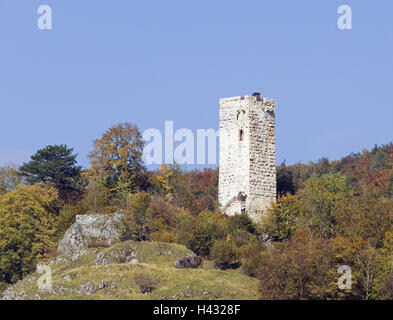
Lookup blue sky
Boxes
[0,0,392,169]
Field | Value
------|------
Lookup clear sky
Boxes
[0,0,392,169]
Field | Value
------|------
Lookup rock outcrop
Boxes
[174,255,202,269]
[57,213,124,257]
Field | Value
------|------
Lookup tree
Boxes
[371,150,387,171]
[0,185,58,284]
[276,162,295,197]
[19,145,82,203]
[299,173,353,240]
[154,164,174,199]
[262,194,302,241]
[257,229,337,300]
[88,123,145,207]
[0,164,22,194]
[188,168,219,214]
[122,192,151,241]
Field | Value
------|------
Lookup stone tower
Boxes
[219,93,276,223]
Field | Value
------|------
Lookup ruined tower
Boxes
[219,93,276,223]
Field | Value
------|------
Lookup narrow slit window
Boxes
[239,129,244,141]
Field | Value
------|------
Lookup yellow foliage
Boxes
[0,184,58,283]
[155,164,173,199]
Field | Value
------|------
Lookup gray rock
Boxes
[125,256,138,264]
[57,212,124,257]
[79,282,97,295]
[94,253,111,266]
[98,281,108,289]
[174,255,202,269]
[63,275,71,281]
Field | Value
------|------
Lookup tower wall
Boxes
[219,94,276,223]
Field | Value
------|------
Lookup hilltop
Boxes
[2,240,259,300]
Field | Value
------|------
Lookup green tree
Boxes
[371,150,387,171]
[276,162,295,197]
[299,173,353,240]
[263,194,302,241]
[19,145,82,203]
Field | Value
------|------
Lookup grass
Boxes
[4,240,259,300]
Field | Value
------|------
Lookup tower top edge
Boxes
[219,95,275,104]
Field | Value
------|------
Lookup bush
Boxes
[86,237,111,248]
[133,273,157,294]
[122,193,183,242]
[122,192,151,241]
[176,211,197,246]
[180,211,228,257]
[239,242,266,277]
[210,240,240,270]
[145,196,179,234]
[228,213,257,235]
[150,230,177,243]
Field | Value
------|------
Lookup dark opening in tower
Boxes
[239,129,244,141]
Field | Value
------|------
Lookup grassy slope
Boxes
[8,241,259,300]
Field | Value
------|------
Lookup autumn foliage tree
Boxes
[87,123,146,209]
[0,185,59,284]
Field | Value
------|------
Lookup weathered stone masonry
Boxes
[219,93,276,223]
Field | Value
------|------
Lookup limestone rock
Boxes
[94,252,111,266]
[57,212,124,257]
[79,282,97,295]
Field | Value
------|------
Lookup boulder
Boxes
[57,212,124,257]
[174,255,202,269]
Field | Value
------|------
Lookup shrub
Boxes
[210,240,240,270]
[176,211,197,247]
[228,213,257,235]
[133,273,157,294]
[145,196,179,234]
[239,242,265,277]
[150,230,177,243]
[181,211,228,257]
[86,237,111,248]
[122,192,151,241]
